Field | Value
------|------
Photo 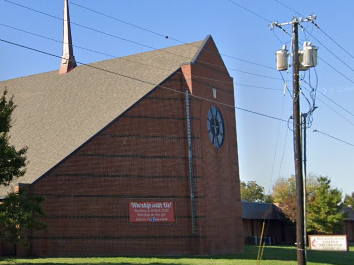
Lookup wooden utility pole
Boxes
[272,14,319,265]
[292,17,306,265]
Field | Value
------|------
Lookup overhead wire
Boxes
[272,28,354,84]
[277,122,290,177]
[318,28,354,61]
[274,0,354,76]
[303,30,354,74]
[0,23,282,92]
[317,89,354,118]
[267,91,287,195]
[318,56,354,84]
[69,0,276,71]
[225,0,272,23]
[266,55,292,207]
[220,0,354,204]
[0,37,289,124]
[302,78,354,119]
[316,96,354,127]
[302,82,354,127]
[274,0,354,61]
[273,0,302,16]
[313,130,354,148]
[3,1,353,151]
[2,0,280,80]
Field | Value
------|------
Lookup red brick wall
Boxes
[0,240,15,256]
[186,38,243,254]
[27,37,243,257]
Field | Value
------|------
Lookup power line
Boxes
[69,0,275,71]
[225,0,272,23]
[3,0,279,78]
[274,0,354,61]
[0,37,288,124]
[313,129,354,148]
[301,78,354,128]
[0,23,283,91]
[303,30,354,74]
[274,0,302,16]
[69,1,171,40]
[318,28,354,61]
[302,79,354,119]
[235,83,282,91]
[267,93,287,194]
[308,90,354,127]
[273,0,354,84]
[318,56,354,84]
[3,38,353,153]
[317,89,354,118]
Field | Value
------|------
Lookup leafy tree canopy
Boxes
[241,181,265,202]
[272,175,298,222]
[0,89,27,186]
[0,188,47,245]
[0,89,46,247]
[272,174,346,234]
[307,176,346,234]
[343,192,354,208]
[0,89,15,133]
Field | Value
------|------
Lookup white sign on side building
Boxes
[309,235,348,252]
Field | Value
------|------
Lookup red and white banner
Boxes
[129,201,175,223]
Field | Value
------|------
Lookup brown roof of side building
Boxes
[0,36,212,198]
[343,206,354,221]
[242,201,287,220]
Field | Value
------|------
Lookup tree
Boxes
[0,89,27,186]
[343,192,354,208]
[307,177,346,234]
[272,174,346,234]
[0,188,47,245]
[0,89,46,248]
[241,181,265,202]
[272,175,297,222]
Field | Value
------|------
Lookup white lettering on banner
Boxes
[129,201,175,223]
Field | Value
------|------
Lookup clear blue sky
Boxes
[1,0,353,196]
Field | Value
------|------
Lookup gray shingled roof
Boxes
[0,36,209,198]
[242,201,285,220]
[242,202,354,222]
[343,207,354,221]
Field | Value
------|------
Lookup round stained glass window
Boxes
[207,106,225,148]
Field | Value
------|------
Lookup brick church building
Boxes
[0,35,244,257]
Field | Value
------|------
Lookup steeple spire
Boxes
[59,0,77,75]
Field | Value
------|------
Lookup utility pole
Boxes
[272,15,318,265]
[292,17,306,265]
[302,112,307,248]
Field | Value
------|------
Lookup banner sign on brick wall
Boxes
[309,235,348,251]
[129,201,175,223]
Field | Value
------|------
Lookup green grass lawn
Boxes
[0,246,353,265]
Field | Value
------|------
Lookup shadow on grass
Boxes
[204,246,354,265]
[0,246,353,265]
[0,260,194,265]
[154,246,354,265]
[0,259,168,265]
[0,259,146,265]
